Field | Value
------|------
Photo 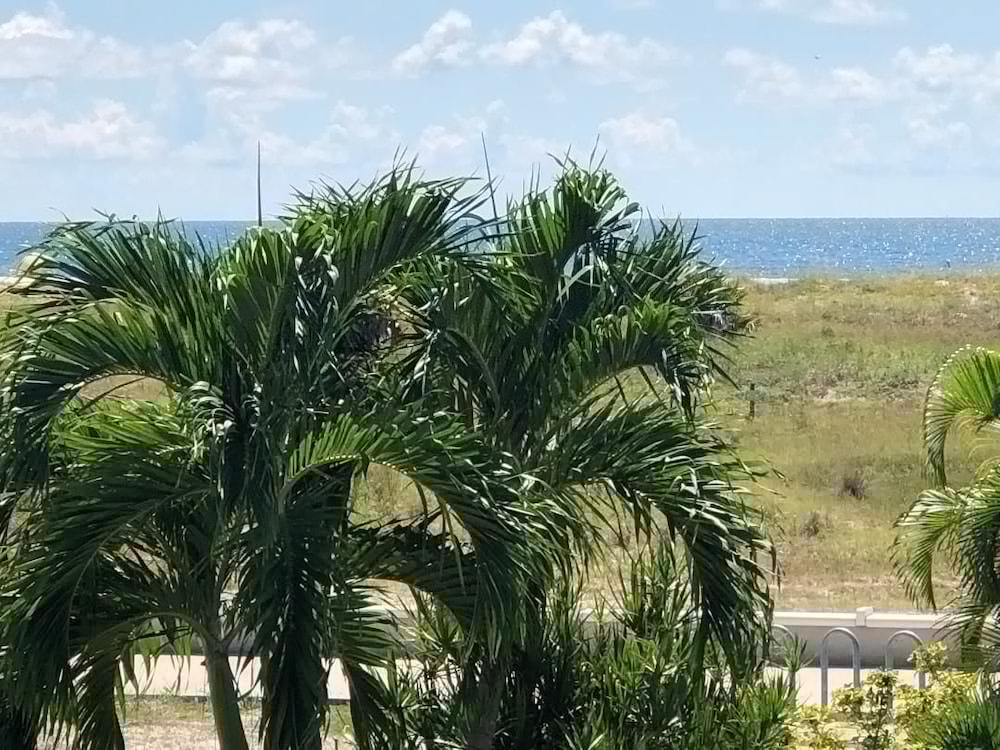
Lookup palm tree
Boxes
[0,168,557,750]
[329,162,774,747]
[897,346,1000,662]
[397,162,771,647]
[0,160,773,750]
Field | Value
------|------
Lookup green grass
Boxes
[713,274,1000,610]
[85,273,1000,611]
[290,274,1000,611]
[725,274,1000,404]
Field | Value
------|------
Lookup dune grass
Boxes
[78,273,1000,611]
[713,274,1000,610]
[725,273,1000,404]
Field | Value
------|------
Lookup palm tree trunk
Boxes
[466,661,505,750]
[206,649,249,750]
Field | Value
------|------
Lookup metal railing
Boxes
[771,623,932,705]
[819,627,862,706]
[885,630,926,689]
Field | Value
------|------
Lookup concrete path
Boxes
[124,658,922,707]
[125,657,353,702]
[768,667,923,705]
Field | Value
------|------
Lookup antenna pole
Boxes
[256,141,263,227]
[480,133,500,225]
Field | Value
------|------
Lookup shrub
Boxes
[915,699,1000,750]
[895,642,978,743]
[791,705,848,750]
[363,547,798,750]
[0,692,35,750]
[833,670,897,750]
[800,510,829,538]
[798,643,982,750]
[840,470,867,500]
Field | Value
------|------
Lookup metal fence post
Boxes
[884,630,926,690]
[770,624,797,692]
[820,627,862,706]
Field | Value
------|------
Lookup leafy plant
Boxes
[834,670,898,750]
[896,347,1000,663]
[0,167,550,750]
[796,643,981,750]
[338,159,773,748]
[792,705,848,750]
[0,159,775,750]
[914,698,1000,750]
[895,642,978,743]
[357,545,796,750]
[0,688,35,750]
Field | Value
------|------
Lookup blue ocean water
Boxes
[2,218,1000,277]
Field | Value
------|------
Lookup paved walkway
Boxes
[124,658,923,707]
[769,667,924,705]
[125,657,353,702]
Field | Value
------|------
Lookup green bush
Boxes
[914,699,1000,750]
[792,706,848,750]
[792,643,981,750]
[895,642,978,744]
[358,547,798,750]
[0,692,35,750]
[833,670,897,750]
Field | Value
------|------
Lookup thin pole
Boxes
[480,132,499,225]
[256,141,263,227]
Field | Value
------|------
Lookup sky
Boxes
[2,1,1000,220]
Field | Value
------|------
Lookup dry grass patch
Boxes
[41,699,355,750]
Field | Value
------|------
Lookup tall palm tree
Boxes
[897,346,1000,661]
[0,160,773,750]
[0,168,558,750]
[318,162,774,748]
[394,162,771,651]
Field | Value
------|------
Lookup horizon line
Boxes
[2,215,1000,223]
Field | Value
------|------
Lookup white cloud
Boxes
[498,134,567,166]
[480,11,678,87]
[413,104,511,166]
[828,122,878,169]
[417,125,470,159]
[184,18,321,104]
[0,4,144,79]
[725,0,905,25]
[393,10,678,88]
[906,117,972,149]
[826,67,886,102]
[0,100,164,160]
[725,50,888,104]
[266,102,398,166]
[177,99,397,167]
[808,43,1000,174]
[812,0,905,25]
[392,10,473,74]
[599,112,691,156]
[724,48,804,101]
[323,102,394,144]
[893,45,980,89]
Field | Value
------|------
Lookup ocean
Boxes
[2,218,1000,277]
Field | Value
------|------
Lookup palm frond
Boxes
[894,487,968,610]
[924,346,1000,485]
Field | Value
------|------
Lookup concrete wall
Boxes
[209,606,955,667]
[773,609,954,669]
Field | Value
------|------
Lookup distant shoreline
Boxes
[5,218,1000,278]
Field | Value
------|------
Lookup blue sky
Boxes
[2,1,1000,219]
